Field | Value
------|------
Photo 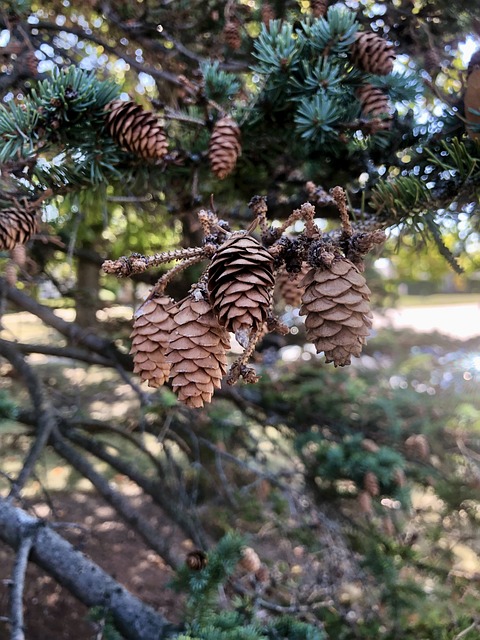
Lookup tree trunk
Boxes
[75,255,101,329]
[0,498,179,640]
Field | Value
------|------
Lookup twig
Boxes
[102,246,210,277]
[453,620,479,640]
[9,524,37,640]
[0,339,58,501]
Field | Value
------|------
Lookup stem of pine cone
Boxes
[331,186,353,237]
[150,252,212,296]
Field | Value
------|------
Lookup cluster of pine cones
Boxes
[104,195,385,409]
[104,100,241,180]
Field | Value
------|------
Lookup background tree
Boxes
[0,1,480,639]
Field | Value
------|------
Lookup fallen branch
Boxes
[0,498,179,640]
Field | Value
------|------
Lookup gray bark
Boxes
[0,498,180,640]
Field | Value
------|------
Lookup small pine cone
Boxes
[310,0,330,18]
[261,2,276,26]
[239,547,261,573]
[361,438,380,453]
[208,116,241,180]
[186,550,208,571]
[424,49,441,74]
[364,471,380,497]
[104,100,168,160]
[130,295,176,388]
[255,564,270,584]
[275,263,310,307]
[0,206,39,250]
[166,295,230,408]
[464,52,480,140]
[382,516,395,537]
[358,490,373,515]
[299,258,372,366]
[4,260,17,286]
[223,21,241,50]
[357,84,392,129]
[25,51,38,76]
[405,434,430,460]
[11,244,27,268]
[393,468,406,487]
[350,32,395,76]
[208,232,275,347]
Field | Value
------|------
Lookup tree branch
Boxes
[0,339,58,501]
[0,498,179,640]
[0,278,132,370]
[9,523,37,640]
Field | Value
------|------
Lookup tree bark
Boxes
[0,498,180,640]
[75,255,101,329]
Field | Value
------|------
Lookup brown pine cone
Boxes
[166,295,230,408]
[239,547,261,573]
[104,100,168,160]
[364,471,380,497]
[186,550,208,570]
[299,258,372,366]
[357,84,392,129]
[11,244,27,268]
[130,295,176,388]
[465,51,480,140]
[223,21,242,50]
[0,205,39,250]
[358,490,373,515]
[275,263,310,307]
[351,32,395,75]
[208,116,241,180]
[361,438,380,453]
[405,434,430,460]
[310,0,330,18]
[208,232,275,347]
[261,2,276,26]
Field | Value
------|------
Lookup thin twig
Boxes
[10,524,37,640]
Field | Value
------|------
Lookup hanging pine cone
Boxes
[275,263,310,307]
[239,547,261,573]
[364,471,380,497]
[405,434,430,460]
[310,0,330,18]
[361,438,379,453]
[0,205,39,250]
[393,468,406,487]
[165,295,230,408]
[350,32,395,75]
[208,116,241,180]
[104,100,168,160]
[208,233,275,347]
[223,20,241,50]
[357,84,392,129]
[11,244,27,268]
[261,2,276,26]
[4,260,18,286]
[299,258,372,366]
[464,50,480,140]
[358,490,373,515]
[186,550,208,571]
[130,295,176,388]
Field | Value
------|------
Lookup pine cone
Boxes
[358,490,373,515]
[208,233,275,347]
[0,205,39,250]
[361,438,380,453]
[405,434,430,460]
[11,244,27,268]
[130,295,176,388]
[357,84,392,129]
[275,263,310,307]
[310,0,330,18]
[223,21,241,50]
[4,260,17,286]
[350,32,395,75]
[208,116,241,180]
[299,258,372,366]
[239,547,261,573]
[186,550,208,570]
[465,51,480,140]
[364,471,380,496]
[166,295,230,408]
[105,100,168,160]
[393,468,406,487]
[261,2,276,26]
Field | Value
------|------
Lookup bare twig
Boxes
[9,524,37,640]
[0,339,58,501]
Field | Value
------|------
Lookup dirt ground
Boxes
[0,490,185,640]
